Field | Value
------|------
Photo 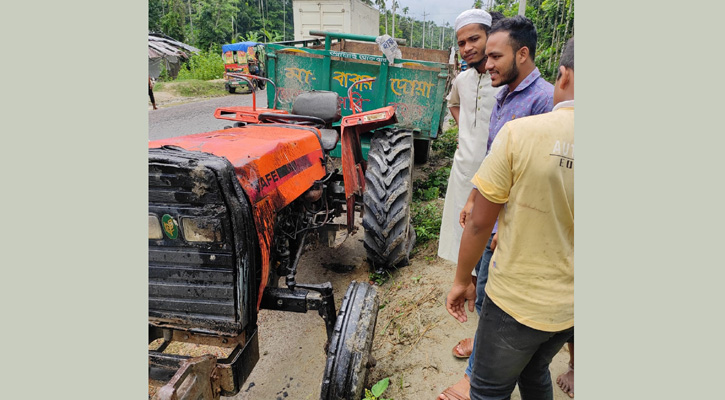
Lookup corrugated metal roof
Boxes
[148,33,200,60]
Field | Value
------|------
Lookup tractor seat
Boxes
[292,91,342,125]
[318,129,340,151]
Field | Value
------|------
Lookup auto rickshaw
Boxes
[222,41,266,93]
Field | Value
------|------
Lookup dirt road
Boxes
[149,89,572,400]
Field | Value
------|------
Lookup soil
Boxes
[149,90,573,400]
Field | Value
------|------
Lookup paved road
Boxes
[148,89,268,140]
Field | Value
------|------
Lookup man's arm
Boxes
[446,191,502,322]
[449,106,460,125]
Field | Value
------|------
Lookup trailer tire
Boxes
[363,128,415,272]
[413,139,431,164]
[320,281,379,400]
[227,86,236,94]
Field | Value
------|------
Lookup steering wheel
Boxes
[258,113,326,128]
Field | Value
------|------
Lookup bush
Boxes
[177,50,225,81]
[411,201,443,244]
[413,165,451,202]
[432,126,458,159]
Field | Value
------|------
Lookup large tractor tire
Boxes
[320,282,379,400]
[363,128,416,272]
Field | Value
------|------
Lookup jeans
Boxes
[465,232,495,377]
[470,296,574,400]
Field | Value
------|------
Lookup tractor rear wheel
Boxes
[362,128,416,272]
[320,281,379,400]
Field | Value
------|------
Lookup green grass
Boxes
[409,124,457,248]
[155,79,228,98]
[431,125,458,159]
[411,201,443,244]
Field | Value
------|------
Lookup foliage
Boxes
[362,377,391,400]
[149,0,465,58]
[176,50,225,80]
[369,271,392,286]
[194,0,240,51]
[411,201,443,244]
[432,126,458,159]
[160,0,187,42]
[414,164,451,202]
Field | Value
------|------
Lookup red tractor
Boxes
[148,74,416,399]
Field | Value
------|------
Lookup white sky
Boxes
[378,0,495,28]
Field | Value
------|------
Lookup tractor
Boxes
[148,74,416,399]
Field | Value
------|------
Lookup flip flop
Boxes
[439,386,470,400]
[452,338,473,359]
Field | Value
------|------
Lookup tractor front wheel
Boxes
[362,128,416,272]
[320,281,379,400]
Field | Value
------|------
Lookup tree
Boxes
[161,0,187,41]
[194,0,239,50]
[149,0,165,32]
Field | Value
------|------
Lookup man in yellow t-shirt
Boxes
[445,37,574,400]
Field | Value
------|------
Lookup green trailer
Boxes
[265,30,454,164]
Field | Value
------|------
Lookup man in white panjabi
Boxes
[438,10,498,264]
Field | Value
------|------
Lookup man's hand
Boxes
[445,282,477,323]
[491,232,498,251]
[459,199,474,228]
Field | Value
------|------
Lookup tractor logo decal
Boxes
[257,153,313,191]
[242,150,321,204]
[162,214,179,239]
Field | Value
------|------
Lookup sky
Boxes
[377,0,496,28]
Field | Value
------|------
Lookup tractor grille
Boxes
[148,147,256,336]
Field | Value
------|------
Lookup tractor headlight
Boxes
[149,215,163,239]
[181,217,222,242]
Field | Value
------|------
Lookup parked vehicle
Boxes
[265,30,454,165]
[222,41,266,93]
[148,76,407,399]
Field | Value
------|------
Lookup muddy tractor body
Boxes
[149,76,416,399]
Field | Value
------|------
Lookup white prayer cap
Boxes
[454,9,492,32]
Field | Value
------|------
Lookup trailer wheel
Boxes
[363,128,415,272]
[227,86,236,94]
[413,139,431,164]
[320,281,379,400]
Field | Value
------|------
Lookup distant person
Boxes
[446,36,575,400]
[149,76,158,110]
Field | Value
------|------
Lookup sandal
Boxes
[452,338,473,358]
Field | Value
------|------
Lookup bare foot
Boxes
[437,374,470,400]
[556,364,574,398]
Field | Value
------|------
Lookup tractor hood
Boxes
[149,124,326,209]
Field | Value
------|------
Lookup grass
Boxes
[155,79,228,98]
[410,124,457,246]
